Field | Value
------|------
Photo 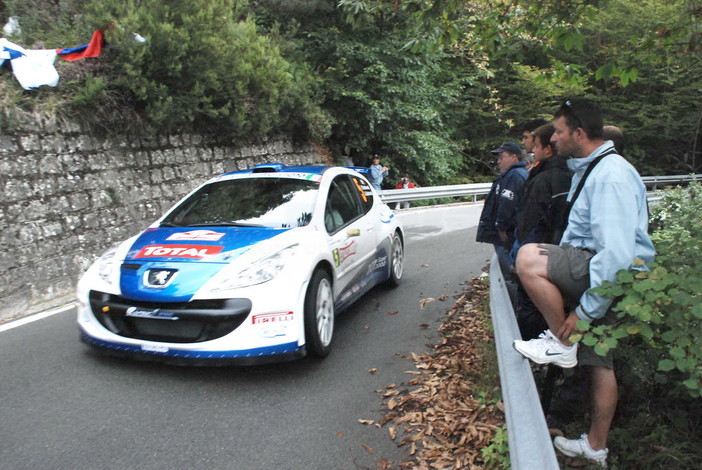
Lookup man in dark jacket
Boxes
[511,124,573,339]
[515,124,573,250]
[476,142,528,277]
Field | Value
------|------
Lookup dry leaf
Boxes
[358,419,374,425]
[361,443,375,454]
[387,311,399,316]
[388,398,397,410]
[369,368,378,374]
[388,426,397,440]
[376,458,392,470]
[421,264,430,268]
[419,297,436,309]
[336,432,343,437]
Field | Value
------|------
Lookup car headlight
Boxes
[209,244,300,292]
[97,247,119,285]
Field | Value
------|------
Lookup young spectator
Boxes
[476,142,528,278]
[394,174,416,209]
[511,123,573,340]
[513,98,655,467]
[367,155,389,190]
[520,118,549,169]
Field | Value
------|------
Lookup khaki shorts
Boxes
[539,243,614,369]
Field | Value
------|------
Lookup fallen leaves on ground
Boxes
[377,278,504,469]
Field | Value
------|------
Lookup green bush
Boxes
[581,183,702,399]
[73,0,323,141]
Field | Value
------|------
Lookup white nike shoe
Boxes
[513,329,578,368]
[554,433,608,467]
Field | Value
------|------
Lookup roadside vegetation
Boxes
[1,0,700,185]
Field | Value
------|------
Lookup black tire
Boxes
[303,269,334,357]
[384,232,404,287]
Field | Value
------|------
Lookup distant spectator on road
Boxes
[394,174,416,209]
[513,98,655,467]
[476,142,528,278]
[603,125,625,154]
[367,155,389,191]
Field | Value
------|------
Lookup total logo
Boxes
[134,244,224,259]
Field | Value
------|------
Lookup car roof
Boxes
[222,163,369,177]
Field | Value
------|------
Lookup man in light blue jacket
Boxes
[367,155,389,190]
[513,98,655,467]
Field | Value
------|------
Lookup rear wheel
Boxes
[304,269,334,357]
[384,232,404,287]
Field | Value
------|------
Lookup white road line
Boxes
[0,302,76,333]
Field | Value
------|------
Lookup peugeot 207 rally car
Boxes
[77,164,404,364]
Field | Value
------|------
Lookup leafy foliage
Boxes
[582,184,702,399]
[1,0,700,176]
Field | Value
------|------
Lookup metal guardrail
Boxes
[379,174,701,204]
[489,254,560,469]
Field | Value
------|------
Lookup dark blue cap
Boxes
[490,142,521,155]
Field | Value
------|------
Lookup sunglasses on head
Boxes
[562,100,585,130]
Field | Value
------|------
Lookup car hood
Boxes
[125,227,292,262]
[119,226,292,302]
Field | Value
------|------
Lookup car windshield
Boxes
[161,177,319,228]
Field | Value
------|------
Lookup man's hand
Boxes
[498,230,509,244]
[557,311,580,345]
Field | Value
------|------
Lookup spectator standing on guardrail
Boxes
[476,142,528,278]
[367,155,389,191]
[513,98,655,467]
[394,174,416,209]
[511,123,573,340]
[520,118,548,170]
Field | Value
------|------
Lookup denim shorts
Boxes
[540,243,614,369]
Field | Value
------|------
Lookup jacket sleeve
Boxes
[575,177,644,321]
[495,172,525,232]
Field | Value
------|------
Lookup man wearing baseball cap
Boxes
[476,141,528,277]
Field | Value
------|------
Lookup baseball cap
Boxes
[490,142,521,155]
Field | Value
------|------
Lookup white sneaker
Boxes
[554,433,608,467]
[513,329,578,368]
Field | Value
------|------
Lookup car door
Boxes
[324,174,376,298]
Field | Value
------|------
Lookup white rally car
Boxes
[77,164,404,364]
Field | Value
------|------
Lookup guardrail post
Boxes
[489,253,560,469]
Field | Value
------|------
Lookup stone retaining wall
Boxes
[0,121,325,322]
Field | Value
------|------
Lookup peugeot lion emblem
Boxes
[144,269,177,288]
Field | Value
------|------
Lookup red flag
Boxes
[56,30,104,61]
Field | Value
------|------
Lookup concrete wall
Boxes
[0,120,326,322]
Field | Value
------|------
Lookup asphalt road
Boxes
[0,204,491,470]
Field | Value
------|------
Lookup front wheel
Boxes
[384,233,404,287]
[303,269,334,357]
